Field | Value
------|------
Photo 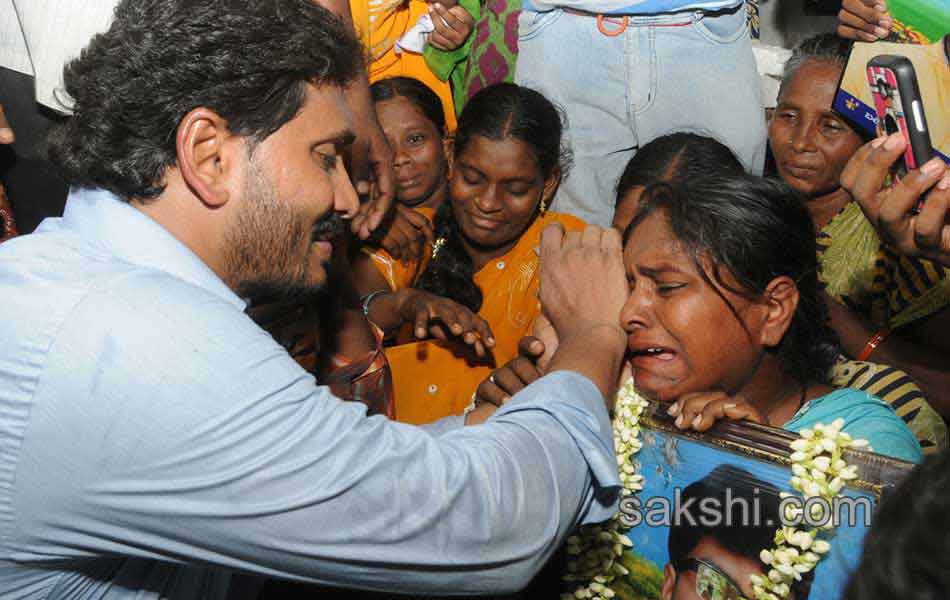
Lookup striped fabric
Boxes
[830,358,948,455]
[817,201,950,330]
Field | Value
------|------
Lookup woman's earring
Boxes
[539,198,548,215]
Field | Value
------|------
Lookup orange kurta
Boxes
[350,0,457,130]
[370,212,586,424]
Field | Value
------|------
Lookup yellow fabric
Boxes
[829,358,947,456]
[818,201,950,330]
[350,0,457,130]
[361,206,436,291]
[377,212,586,424]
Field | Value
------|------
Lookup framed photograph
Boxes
[608,402,914,600]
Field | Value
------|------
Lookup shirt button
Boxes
[496,261,506,270]
[427,384,438,394]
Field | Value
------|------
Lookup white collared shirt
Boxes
[0,187,620,599]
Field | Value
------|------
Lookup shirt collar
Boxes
[58,187,246,310]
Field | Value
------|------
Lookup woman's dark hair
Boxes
[615,132,744,208]
[779,33,853,98]
[370,77,446,137]
[624,175,840,387]
[48,0,363,202]
[416,83,570,312]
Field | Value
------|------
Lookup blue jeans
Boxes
[515,3,766,226]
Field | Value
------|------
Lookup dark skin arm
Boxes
[364,288,495,357]
[825,295,950,419]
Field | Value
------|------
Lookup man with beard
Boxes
[0,1,630,598]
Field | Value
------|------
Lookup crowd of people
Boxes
[0,0,948,598]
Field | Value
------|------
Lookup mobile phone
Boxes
[866,55,933,181]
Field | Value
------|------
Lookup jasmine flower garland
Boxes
[751,419,870,600]
[561,378,647,600]
[561,384,870,600]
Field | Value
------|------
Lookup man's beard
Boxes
[224,158,347,305]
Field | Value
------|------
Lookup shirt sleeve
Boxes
[10,272,619,595]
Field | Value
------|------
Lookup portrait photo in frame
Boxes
[607,402,915,600]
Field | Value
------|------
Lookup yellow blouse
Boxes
[349,0,457,129]
[369,211,586,424]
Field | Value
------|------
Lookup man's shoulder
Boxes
[0,230,249,361]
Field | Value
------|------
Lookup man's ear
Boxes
[176,108,236,208]
[660,562,676,600]
[759,276,799,348]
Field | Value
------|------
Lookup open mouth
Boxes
[629,346,677,362]
[398,175,422,189]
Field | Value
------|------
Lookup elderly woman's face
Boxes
[768,60,864,199]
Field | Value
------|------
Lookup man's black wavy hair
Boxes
[48,0,364,202]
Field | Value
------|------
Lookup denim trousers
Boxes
[515,2,766,226]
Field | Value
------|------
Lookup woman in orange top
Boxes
[354,83,585,424]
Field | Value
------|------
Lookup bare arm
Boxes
[826,295,950,418]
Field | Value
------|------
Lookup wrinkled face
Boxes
[376,96,448,208]
[620,212,766,402]
[224,84,357,299]
[769,61,864,199]
[450,135,552,260]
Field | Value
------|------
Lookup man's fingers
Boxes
[601,226,622,253]
[540,222,566,259]
[580,224,602,248]
[0,104,13,144]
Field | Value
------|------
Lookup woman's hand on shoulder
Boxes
[667,391,766,432]
[397,289,496,357]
